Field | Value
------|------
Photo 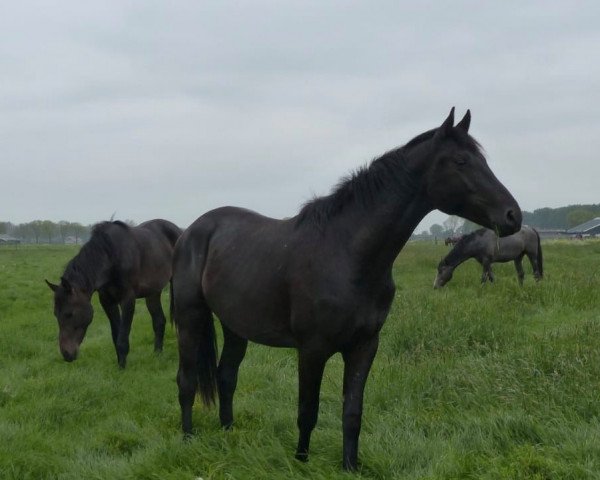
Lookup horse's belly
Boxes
[206,289,296,348]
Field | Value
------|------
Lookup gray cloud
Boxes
[1,1,599,230]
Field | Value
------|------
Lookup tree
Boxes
[443,215,463,234]
[430,224,444,237]
[567,209,595,228]
[58,221,71,244]
[40,220,56,243]
[29,220,43,244]
[460,219,481,234]
[71,223,88,244]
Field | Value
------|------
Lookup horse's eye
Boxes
[453,155,467,166]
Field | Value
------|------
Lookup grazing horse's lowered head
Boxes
[408,108,521,236]
[45,277,93,361]
[46,219,181,367]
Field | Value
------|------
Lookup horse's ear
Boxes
[456,109,471,133]
[60,277,72,293]
[45,279,59,292]
[433,107,455,142]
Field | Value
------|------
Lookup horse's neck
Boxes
[441,241,471,268]
[65,248,113,293]
[343,192,432,278]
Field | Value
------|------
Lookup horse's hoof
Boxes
[295,452,309,463]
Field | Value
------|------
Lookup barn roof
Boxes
[567,217,600,234]
[0,234,19,241]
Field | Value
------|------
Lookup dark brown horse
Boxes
[171,108,522,470]
[46,219,182,367]
[444,235,463,246]
[434,225,543,288]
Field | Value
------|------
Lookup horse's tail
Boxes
[196,309,218,406]
[534,227,543,277]
[171,223,218,407]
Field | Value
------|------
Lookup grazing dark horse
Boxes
[434,226,543,288]
[444,235,462,246]
[171,108,522,470]
[46,219,182,367]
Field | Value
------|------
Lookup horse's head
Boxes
[433,259,454,289]
[410,108,521,236]
[45,278,93,362]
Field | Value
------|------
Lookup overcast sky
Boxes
[2,1,599,232]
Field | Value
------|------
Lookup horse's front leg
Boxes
[99,291,121,350]
[481,260,493,284]
[116,295,136,368]
[295,345,331,463]
[341,334,379,471]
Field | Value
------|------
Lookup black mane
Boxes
[441,228,487,266]
[62,221,129,291]
[296,128,482,229]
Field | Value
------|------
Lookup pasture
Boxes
[1,241,600,479]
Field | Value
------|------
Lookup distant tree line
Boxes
[419,203,600,240]
[0,219,137,244]
[0,221,91,244]
[522,204,600,229]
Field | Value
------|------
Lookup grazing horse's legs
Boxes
[514,255,525,285]
[145,294,167,352]
[481,260,494,283]
[99,291,121,351]
[341,335,379,471]
[526,251,542,281]
[295,346,331,462]
[217,325,248,429]
[116,296,136,368]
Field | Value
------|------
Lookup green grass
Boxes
[2,241,600,479]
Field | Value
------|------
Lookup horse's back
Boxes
[130,220,182,296]
[175,206,297,346]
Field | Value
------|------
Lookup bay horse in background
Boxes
[444,235,462,246]
[46,219,182,367]
[434,225,543,288]
[171,108,522,471]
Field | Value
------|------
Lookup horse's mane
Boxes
[62,221,130,291]
[296,128,482,229]
[441,228,487,266]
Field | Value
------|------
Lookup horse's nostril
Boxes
[61,350,77,362]
[506,209,516,225]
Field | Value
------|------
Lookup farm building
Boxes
[0,234,21,245]
[567,217,600,236]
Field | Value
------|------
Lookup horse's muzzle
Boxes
[61,348,78,362]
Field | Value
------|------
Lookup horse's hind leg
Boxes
[526,252,542,281]
[217,325,248,429]
[295,345,331,463]
[146,294,166,352]
[514,255,525,285]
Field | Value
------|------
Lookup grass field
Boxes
[2,241,600,479]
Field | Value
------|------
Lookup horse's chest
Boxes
[307,285,395,345]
